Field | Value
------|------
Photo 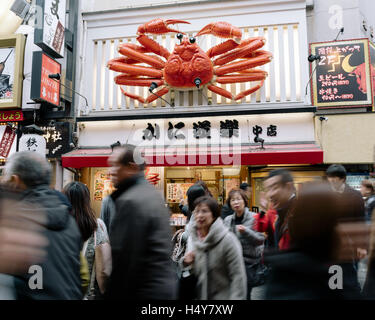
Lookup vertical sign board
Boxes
[40,122,72,158]
[34,0,66,58]
[369,42,375,111]
[310,39,373,109]
[30,51,61,107]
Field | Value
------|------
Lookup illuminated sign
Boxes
[310,39,374,108]
[30,51,61,107]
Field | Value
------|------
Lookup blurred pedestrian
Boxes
[263,169,296,251]
[182,196,246,299]
[3,151,82,299]
[179,182,211,220]
[99,195,116,234]
[174,184,206,300]
[63,182,111,299]
[221,182,251,220]
[265,182,360,299]
[223,189,265,299]
[0,186,48,299]
[105,144,176,300]
[360,179,375,222]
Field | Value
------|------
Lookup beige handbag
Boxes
[93,221,112,295]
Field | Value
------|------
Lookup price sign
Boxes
[310,39,373,108]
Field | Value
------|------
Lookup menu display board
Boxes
[93,170,115,201]
[167,183,194,203]
[310,39,373,108]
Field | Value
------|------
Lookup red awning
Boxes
[62,144,323,168]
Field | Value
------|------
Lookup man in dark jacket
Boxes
[3,151,82,300]
[105,144,176,300]
[263,169,296,251]
[326,164,365,298]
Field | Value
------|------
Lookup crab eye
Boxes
[177,33,183,40]
[189,37,196,44]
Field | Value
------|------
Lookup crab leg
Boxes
[213,38,266,66]
[207,84,233,100]
[196,21,242,43]
[216,73,267,84]
[234,80,265,100]
[120,86,169,104]
[207,40,239,58]
[215,52,273,76]
[137,19,190,35]
[137,35,171,60]
[107,61,163,78]
[118,45,166,69]
[115,75,164,87]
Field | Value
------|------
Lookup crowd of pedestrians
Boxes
[0,147,375,300]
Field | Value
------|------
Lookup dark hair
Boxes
[187,185,206,212]
[193,196,221,219]
[289,182,338,258]
[63,182,97,242]
[195,180,212,197]
[115,144,146,171]
[267,169,294,185]
[326,164,347,180]
[226,188,248,209]
[240,182,249,191]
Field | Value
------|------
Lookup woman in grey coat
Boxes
[182,196,246,300]
[224,189,265,300]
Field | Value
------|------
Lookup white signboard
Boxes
[79,113,315,148]
[19,134,46,156]
[35,0,66,58]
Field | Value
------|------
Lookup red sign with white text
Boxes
[40,54,61,107]
[0,126,16,158]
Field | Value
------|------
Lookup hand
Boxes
[183,251,195,266]
[237,225,246,234]
[357,248,367,260]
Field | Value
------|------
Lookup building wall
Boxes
[314,113,375,164]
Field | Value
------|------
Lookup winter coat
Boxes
[184,218,247,300]
[364,195,375,221]
[224,208,265,266]
[105,173,176,300]
[14,186,83,300]
[220,203,234,220]
[100,195,116,234]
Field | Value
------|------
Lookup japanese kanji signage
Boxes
[0,126,16,158]
[0,110,23,122]
[310,39,373,108]
[31,51,61,107]
[34,0,66,58]
[40,122,71,158]
[19,134,46,156]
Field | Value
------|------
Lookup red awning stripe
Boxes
[62,144,323,168]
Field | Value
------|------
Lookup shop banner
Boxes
[31,51,61,107]
[40,122,71,158]
[0,110,23,122]
[0,125,16,158]
[310,39,373,108]
[34,0,66,58]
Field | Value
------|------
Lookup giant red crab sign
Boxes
[107,19,273,104]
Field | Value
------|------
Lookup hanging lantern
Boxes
[19,124,46,156]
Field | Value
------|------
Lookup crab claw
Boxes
[196,22,242,43]
[137,18,190,35]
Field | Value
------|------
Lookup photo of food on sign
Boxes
[311,39,373,108]
[0,47,15,103]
